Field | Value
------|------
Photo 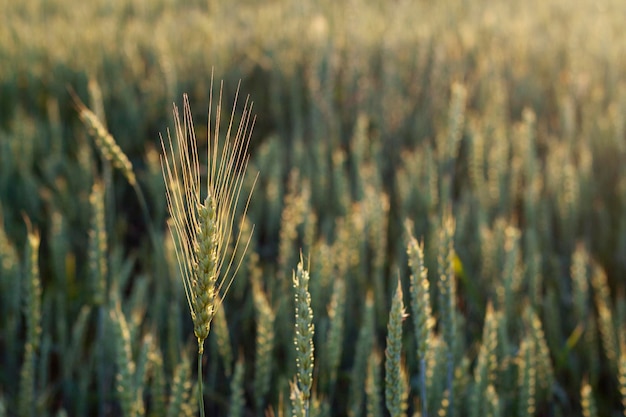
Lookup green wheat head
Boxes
[251,256,276,415]
[73,92,137,186]
[365,350,383,417]
[405,220,433,362]
[292,259,315,408]
[88,181,107,306]
[18,224,42,417]
[618,345,626,416]
[385,278,408,417]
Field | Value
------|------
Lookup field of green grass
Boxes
[1,0,626,416]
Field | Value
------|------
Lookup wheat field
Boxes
[1,0,626,416]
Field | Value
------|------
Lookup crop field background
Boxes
[1,0,626,416]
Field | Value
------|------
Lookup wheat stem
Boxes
[198,351,205,417]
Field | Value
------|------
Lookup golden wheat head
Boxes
[160,77,256,353]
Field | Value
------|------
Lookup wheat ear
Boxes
[385,278,408,417]
[251,257,276,415]
[229,357,246,417]
[71,86,166,261]
[619,344,626,416]
[405,220,433,417]
[365,350,383,417]
[581,379,598,417]
[71,89,136,186]
[160,77,256,416]
[18,222,41,417]
[292,258,315,417]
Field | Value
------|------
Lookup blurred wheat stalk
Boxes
[160,76,256,416]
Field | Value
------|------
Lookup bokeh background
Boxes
[1,0,626,416]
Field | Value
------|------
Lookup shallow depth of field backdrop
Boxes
[1,0,626,416]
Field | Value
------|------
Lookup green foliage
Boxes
[2,0,626,415]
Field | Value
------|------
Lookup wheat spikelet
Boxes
[365,350,383,417]
[438,214,457,350]
[22,226,42,350]
[591,263,619,371]
[524,306,554,400]
[617,344,626,416]
[571,242,590,322]
[229,358,246,417]
[584,312,601,386]
[349,291,375,417]
[437,389,450,417]
[73,92,137,186]
[135,335,153,404]
[293,259,315,408]
[161,80,255,354]
[18,224,41,417]
[148,345,166,417]
[251,257,276,415]
[438,83,467,207]
[517,337,536,417]
[324,276,346,395]
[437,213,457,416]
[484,384,500,417]
[183,383,199,417]
[88,181,107,306]
[470,302,498,417]
[110,304,141,417]
[290,382,306,417]
[166,359,192,417]
[161,79,255,417]
[277,169,308,282]
[385,278,408,417]
[406,220,433,361]
[405,220,433,417]
[0,205,18,282]
[581,380,597,417]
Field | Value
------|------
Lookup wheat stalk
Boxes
[160,76,256,416]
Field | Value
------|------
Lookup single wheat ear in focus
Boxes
[160,78,256,417]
